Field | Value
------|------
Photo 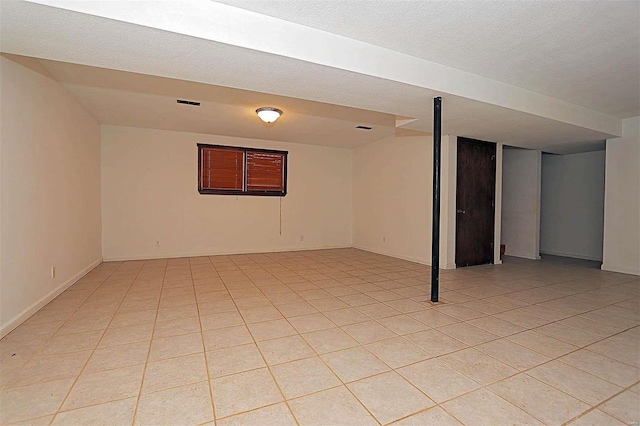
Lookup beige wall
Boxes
[0,55,102,336]
[353,134,501,268]
[101,126,352,260]
[603,116,640,275]
[501,148,542,260]
[352,134,433,265]
[540,150,605,261]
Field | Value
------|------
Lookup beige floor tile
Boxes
[9,414,55,426]
[61,364,144,411]
[199,311,244,331]
[216,403,297,426]
[384,299,427,314]
[568,409,627,425]
[441,348,518,385]
[404,329,467,358]
[156,304,199,322]
[323,307,370,326]
[342,321,396,344]
[206,343,266,378]
[240,306,283,324]
[321,346,389,383]
[110,309,157,328]
[39,330,103,356]
[560,349,640,387]
[489,373,589,425]
[202,326,253,351]
[409,309,460,327]
[348,371,434,424]
[276,301,318,318]
[438,322,499,346]
[377,315,430,335]
[600,390,640,424]
[467,316,526,337]
[257,335,316,365]
[271,356,341,399]
[436,305,485,321]
[288,386,377,426]
[211,368,283,418]
[148,332,204,361]
[537,322,602,347]
[393,406,463,425]
[442,388,543,426]
[152,316,200,339]
[198,300,237,316]
[398,358,481,403]
[287,313,335,333]
[587,338,640,367]
[365,336,428,368]
[528,361,622,405]
[99,323,154,348]
[476,339,550,370]
[53,397,136,425]
[302,327,359,354]
[0,378,74,424]
[142,353,208,393]
[247,319,297,341]
[308,297,350,312]
[135,381,214,425]
[84,341,149,373]
[7,350,91,387]
[506,329,578,357]
[356,302,401,319]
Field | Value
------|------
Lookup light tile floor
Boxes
[1,249,638,425]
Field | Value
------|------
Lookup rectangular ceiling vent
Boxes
[356,125,372,130]
[177,99,201,106]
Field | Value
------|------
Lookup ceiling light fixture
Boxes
[256,107,283,123]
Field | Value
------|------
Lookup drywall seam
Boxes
[0,258,102,338]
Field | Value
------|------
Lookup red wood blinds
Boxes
[198,144,287,196]
[200,147,244,191]
[246,151,285,191]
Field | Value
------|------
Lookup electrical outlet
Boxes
[155,241,160,247]
[51,266,55,279]
[299,235,304,242]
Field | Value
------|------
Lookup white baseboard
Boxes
[505,252,541,260]
[352,245,432,267]
[539,250,603,262]
[601,263,640,276]
[102,245,351,262]
[0,258,103,339]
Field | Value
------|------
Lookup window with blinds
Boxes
[198,144,287,196]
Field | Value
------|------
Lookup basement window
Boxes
[198,143,287,196]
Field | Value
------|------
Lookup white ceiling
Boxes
[1,0,637,153]
[218,0,640,119]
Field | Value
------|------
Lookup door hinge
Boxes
[491,199,495,207]
[490,242,494,248]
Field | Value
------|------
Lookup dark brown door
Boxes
[456,137,496,267]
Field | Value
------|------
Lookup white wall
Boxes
[540,150,605,261]
[602,116,640,275]
[101,126,352,260]
[0,55,102,336]
[501,148,541,259]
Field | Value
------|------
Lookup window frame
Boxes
[197,143,288,196]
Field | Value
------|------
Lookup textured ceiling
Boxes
[0,0,633,153]
[217,0,640,119]
[35,58,403,148]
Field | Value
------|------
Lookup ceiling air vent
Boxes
[177,99,201,106]
[356,125,372,130]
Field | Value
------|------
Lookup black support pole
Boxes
[431,97,442,303]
